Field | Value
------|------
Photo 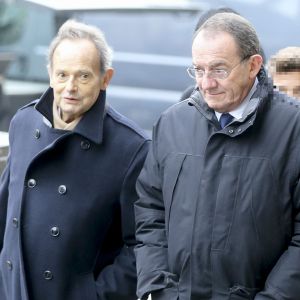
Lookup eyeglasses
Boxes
[187,56,250,80]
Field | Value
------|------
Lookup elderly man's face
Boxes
[49,39,113,122]
[273,72,300,99]
[192,30,262,113]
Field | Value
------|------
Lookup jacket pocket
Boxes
[163,154,203,277]
[162,153,186,234]
[212,155,244,251]
[229,285,260,299]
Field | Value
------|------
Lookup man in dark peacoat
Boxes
[0,20,149,300]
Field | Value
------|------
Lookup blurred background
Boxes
[0,0,299,137]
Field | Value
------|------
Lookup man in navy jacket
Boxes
[0,19,149,300]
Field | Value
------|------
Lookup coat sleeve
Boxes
[255,177,300,300]
[134,125,179,300]
[95,140,149,300]
[0,154,10,253]
[0,117,16,254]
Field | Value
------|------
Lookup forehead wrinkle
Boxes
[52,39,101,71]
[53,67,93,74]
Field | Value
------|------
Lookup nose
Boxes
[199,73,218,90]
[65,77,77,93]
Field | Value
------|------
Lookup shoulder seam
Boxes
[106,106,150,140]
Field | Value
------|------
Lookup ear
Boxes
[100,68,114,90]
[47,65,53,88]
[249,54,263,79]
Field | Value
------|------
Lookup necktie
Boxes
[219,113,234,128]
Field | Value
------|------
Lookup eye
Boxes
[56,72,67,81]
[210,69,228,79]
[293,87,300,96]
[195,68,205,77]
[80,73,90,81]
[212,69,227,75]
[278,86,288,92]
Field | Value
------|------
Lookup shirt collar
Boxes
[35,87,107,144]
[215,78,259,121]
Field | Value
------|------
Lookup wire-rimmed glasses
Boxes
[187,56,250,80]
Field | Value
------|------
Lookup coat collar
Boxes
[35,87,107,144]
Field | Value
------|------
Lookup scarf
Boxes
[52,101,82,130]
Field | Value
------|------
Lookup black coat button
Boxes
[12,218,19,228]
[80,140,90,150]
[50,227,60,237]
[27,179,36,188]
[6,260,13,270]
[35,129,41,139]
[58,185,67,195]
[44,270,53,280]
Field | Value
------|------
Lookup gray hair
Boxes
[194,12,261,60]
[47,19,113,74]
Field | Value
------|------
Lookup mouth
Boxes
[205,91,223,96]
[205,92,226,100]
[199,88,223,97]
[63,96,79,102]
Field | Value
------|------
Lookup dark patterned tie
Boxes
[219,113,234,128]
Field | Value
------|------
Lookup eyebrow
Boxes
[54,69,92,74]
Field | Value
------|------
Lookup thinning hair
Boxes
[194,7,239,32]
[194,12,261,60]
[47,19,113,74]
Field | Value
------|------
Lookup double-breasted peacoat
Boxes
[0,88,149,300]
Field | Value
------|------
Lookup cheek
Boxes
[222,82,243,102]
[82,85,101,103]
[231,74,248,90]
[91,82,102,96]
[52,82,66,93]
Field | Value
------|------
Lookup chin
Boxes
[206,99,219,108]
[207,102,226,113]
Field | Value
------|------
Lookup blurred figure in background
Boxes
[268,47,300,99]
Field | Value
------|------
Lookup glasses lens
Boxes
[211,69,228,79]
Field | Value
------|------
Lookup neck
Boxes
[53,102,82,130]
